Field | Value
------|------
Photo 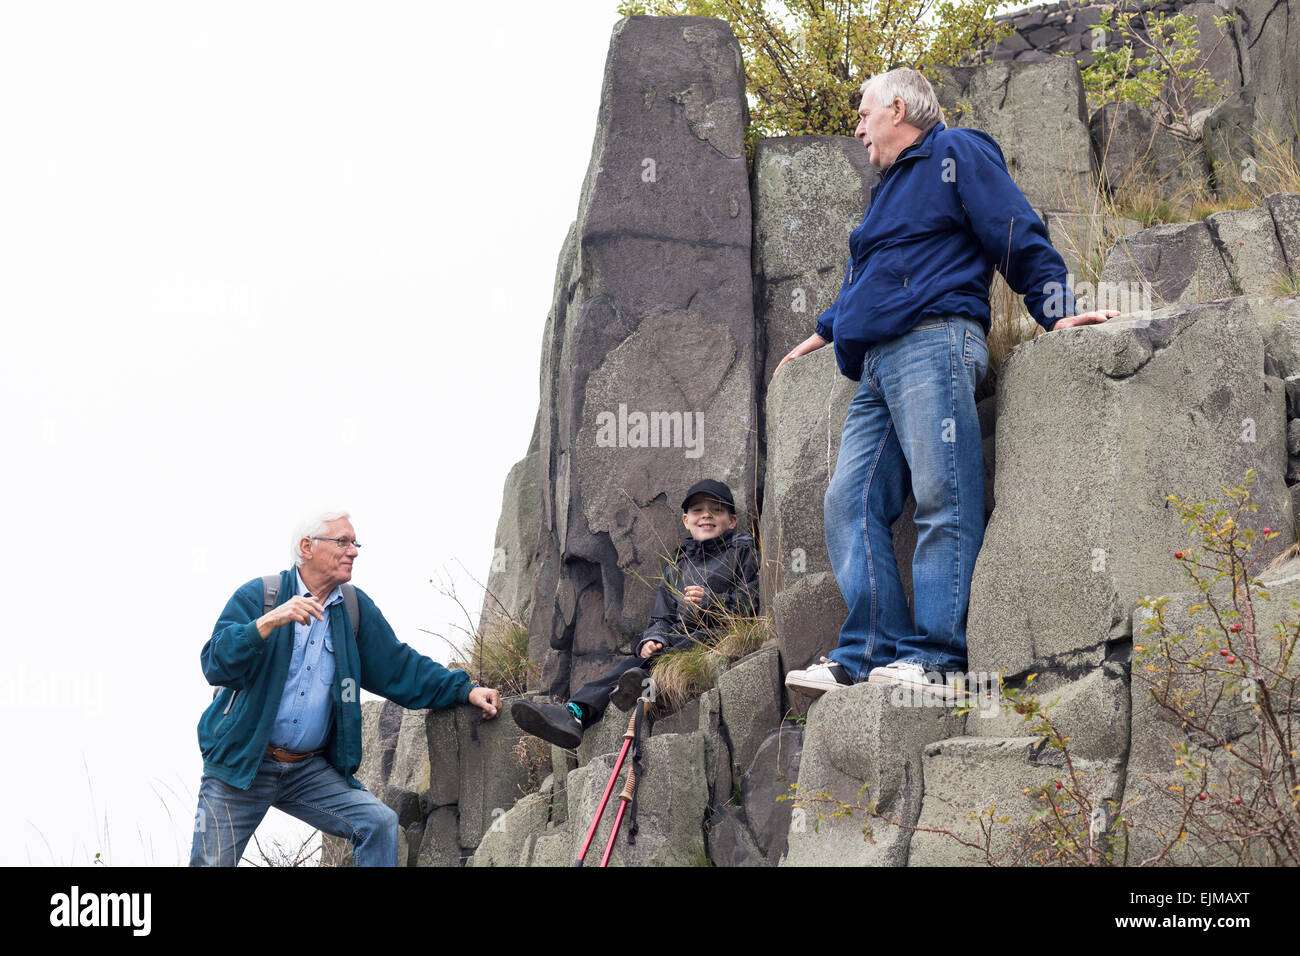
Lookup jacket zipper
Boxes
[223,689,239,715]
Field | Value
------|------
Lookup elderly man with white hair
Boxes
[780,67,1116,701]
[189,510,501,866]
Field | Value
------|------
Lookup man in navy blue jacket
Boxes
[780,67,1115,701]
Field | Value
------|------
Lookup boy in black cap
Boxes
[512,479,760,748]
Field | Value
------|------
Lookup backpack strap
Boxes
[262,574,281,615]
[212,574,283,702]
[342,583,359,641]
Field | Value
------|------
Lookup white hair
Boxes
[861,68,944,132]
[292,509,351,566]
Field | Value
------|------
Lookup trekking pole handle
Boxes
[618,766,637,802]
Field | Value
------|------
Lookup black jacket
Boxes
[636,528,760,655]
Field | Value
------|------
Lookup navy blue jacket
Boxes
[815,121,1076,380]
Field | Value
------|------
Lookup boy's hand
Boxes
[683,585,706,606]
[640,641,664,659]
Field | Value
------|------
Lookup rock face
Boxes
[1089,101,1211,197]
[463,647,794,868]
[933,58,1094,211]
[337,14,1300,869]
[1102,195,1300,306]
[783,682,964,866]
[751,136,877,388]
[969,299,1294,680]
[761,346,854,674]
[1231,0,1300,156]
[529,15,758,699]
[1100,220,1235,306]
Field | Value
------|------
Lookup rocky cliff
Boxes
[339,7,1300,866]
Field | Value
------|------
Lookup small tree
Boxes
[1081,2,1235,137]
[616,0,1015,146]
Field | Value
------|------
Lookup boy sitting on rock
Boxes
[512,479,760,748]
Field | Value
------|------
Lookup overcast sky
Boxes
[0,0,620,866]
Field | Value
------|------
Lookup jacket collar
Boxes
[681,527,737,558]
[876,121,945,183]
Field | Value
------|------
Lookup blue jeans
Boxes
[189,754,399,866]
[824,315,988,680]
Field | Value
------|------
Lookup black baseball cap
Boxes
[681,479,736,513]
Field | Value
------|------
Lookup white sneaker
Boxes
[867,661,965,703]
[785,657,854,698]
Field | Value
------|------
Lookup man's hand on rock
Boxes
[774,332,828,374]
[1052,309,1120,330]
[256,595,325,639]
[640,640,664,659]
[468,686,501,718]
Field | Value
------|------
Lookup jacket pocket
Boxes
[222,688,239,715]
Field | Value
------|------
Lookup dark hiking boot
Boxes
[610,667,649,711]
[511,699,584,749]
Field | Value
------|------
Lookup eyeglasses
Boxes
[313,536,362,550]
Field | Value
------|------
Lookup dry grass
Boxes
[649,614,774,712]
[448,620,535,699]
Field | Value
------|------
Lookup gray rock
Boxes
[648,694,702,737]
[762,345,855,672]
[965,663,1130,761]
[933,58,1094,211]
[530,15,758,696]
[695,687,731,807]
[969,300,1293,678]
[1206,206,1288,295]
[527,832,571,867]
[1231,0,1300,158]
[469,788,553,867]
[783,682,964,867]
[1089,101,1211,198]
[568,731,709,866]
[426,707,459,809]
[1179,3,1244,109]
[739,724,803,864]
[706,804,762,866]
[1265,192,1300,275]
[751,136,877,388]
[415,806,461,868]
[456,697,540,849]
[715,645,783,782]
[909,736,1124,866]
[384,707,431,827]
[576,700,636,767]
[356,699,402,796]
[1202,88,1257,190]
[1100,220,1234,307]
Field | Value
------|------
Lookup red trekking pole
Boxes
[599,761,639,866]
[573,698,644,867]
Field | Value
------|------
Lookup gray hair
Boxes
[861,68,943,132]
[292,509,351,566]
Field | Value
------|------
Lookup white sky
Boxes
[0,0,620,865]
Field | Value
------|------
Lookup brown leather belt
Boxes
[266,744,325,763]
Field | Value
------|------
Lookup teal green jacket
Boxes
[197,569,471,790]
